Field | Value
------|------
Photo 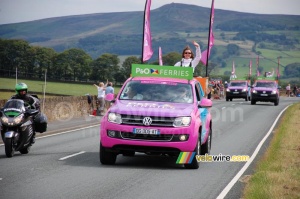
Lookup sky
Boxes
[0,0,299,25]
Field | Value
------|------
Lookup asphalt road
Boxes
[0,97,299,199]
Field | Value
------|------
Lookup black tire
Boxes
[274,99,279,106]
[226,97,229,101]
[201,128,212,155]
[230,98,233,101]
[251,99,256,105]
[5,138,14,158]
[123,151,135,156]
[184,137,200,169]
[20,146,31,154]
[99,143,117,165]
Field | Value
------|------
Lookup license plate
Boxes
[233,92,239,94]
[133,128,160,135]
[261,94,268,96]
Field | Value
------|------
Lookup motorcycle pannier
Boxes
[34,113,48,133]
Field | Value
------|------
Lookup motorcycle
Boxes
[0,99,39,158]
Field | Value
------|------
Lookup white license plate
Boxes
[233,92,239,94]
[133,128,160,135]
[261,94,268,96]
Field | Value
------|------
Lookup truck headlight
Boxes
[242,89,247,92]
[108,113,122,124]
[173,117,191,127]
[271,90,277,94]
[252,90,257,94]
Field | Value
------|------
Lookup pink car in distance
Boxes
[100,64,213,169]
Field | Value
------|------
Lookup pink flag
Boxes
[232,61,235,74]
[200,33,214,65]
[256,55,260,77]
[158,46,163,66]
[142,0,153,62]
[200,0,215,65]
[249,60,252,76]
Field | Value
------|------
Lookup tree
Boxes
[90,53,120,82]
[121,56,140,79]
[162,52,181,66]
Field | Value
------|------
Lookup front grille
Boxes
[229,89,243,92]
[121,114,175,127]
[120,132,173,141]
[257,91,272,94]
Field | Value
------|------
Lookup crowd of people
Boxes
[93,80,115,115]
[286,84,299,97]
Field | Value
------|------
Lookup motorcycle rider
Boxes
[10,83,40,144]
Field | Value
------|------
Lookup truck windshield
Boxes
[230,82,246,87]
[119,80,193,103]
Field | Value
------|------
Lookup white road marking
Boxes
[222,107,226,109]
[0,178,2,180]
[231,104,235,106]
[0,124,100,147]
[216,105,290,199]
[59,151,86,161]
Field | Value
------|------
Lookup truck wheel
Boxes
[5,138,14,158]
[184,137,200,169]
[99,143,116,165]
[274,99,279,106]
[226,97,229,101]
[251,100,256,105]
[201,128,212,155]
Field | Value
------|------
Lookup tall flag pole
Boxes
[202,0,215,77]
[158,46,163,66]
[232,60,235,75]
[141,0,153,63]
[277,57,280,80]
[256,55,260,77]
[249,60,252,79]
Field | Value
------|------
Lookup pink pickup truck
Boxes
[100,65,213,169]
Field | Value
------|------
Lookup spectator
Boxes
[174,41,201,73]
[286,84,291,97]
[85,94,93,114]
[105,81,114,110]
[94,82,106,115]
[293,85,297,97]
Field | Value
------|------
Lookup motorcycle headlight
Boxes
[252,90,257,94]
[108,113,122,124]
[173,117,191,127]
[271,90,277,94]
[1,116,9,124]
[13,115,23,125]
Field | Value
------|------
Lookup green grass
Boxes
[0,78,121,99]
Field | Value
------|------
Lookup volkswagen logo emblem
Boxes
[143,117,152,126]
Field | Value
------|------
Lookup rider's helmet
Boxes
[15,83,28,98]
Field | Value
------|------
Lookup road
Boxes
[0,97,299,199]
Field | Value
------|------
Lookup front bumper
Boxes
[251,93,278,102]
[226,91,248,98]
[100,122,199,152]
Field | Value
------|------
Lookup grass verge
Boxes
[243,102,300,199]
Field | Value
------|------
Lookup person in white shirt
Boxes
[94,82,106,115]
[174,41,201,73]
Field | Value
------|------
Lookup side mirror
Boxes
[198,98,213,108]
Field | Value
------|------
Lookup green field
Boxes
[0,78,121,99]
